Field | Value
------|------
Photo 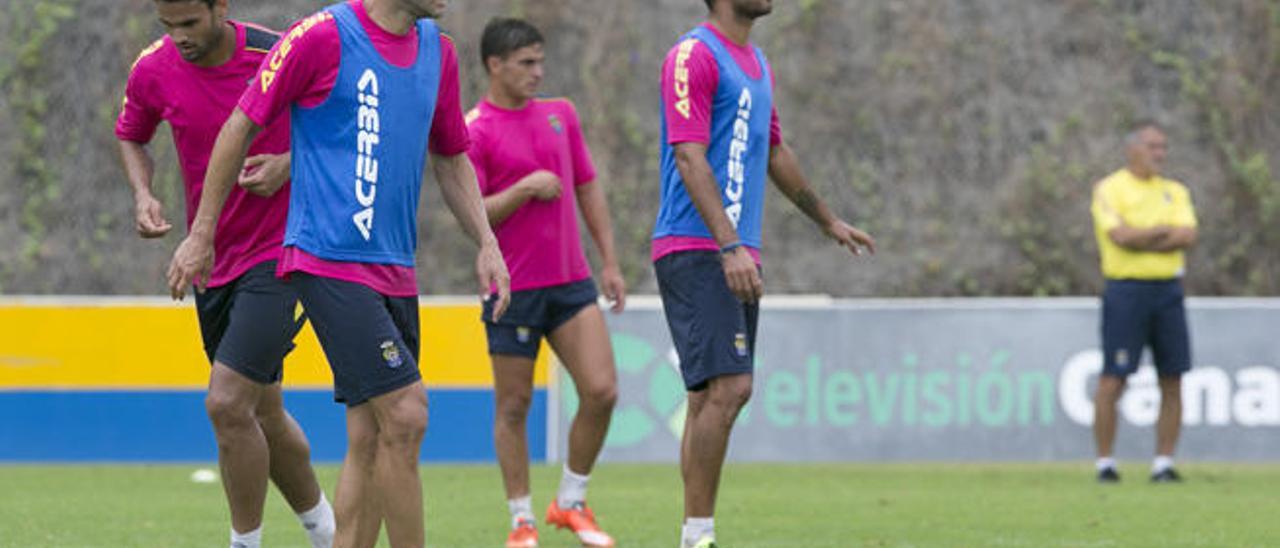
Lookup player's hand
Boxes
[521,170,562,201]
[477,238,511,322]
[238,153,290,197]
[600,263,627,313]
[721,246,762,303]
[825,219,876,256]
[167,234,214,300]
[134,193,173,239]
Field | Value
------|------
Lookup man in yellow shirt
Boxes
[1090,120,1198,483]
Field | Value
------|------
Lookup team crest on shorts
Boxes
[1115,349,1129,367]
[517,326,532,344]
[547,114,563,134]
[380,340,403,368]
[734,333,748,357]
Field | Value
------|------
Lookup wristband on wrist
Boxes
[719,241,744,255]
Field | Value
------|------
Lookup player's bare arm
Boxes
[433,152,511,320]
[483,169,561,226]
[674,141,762,302]
[1107,223,1189,252]
[237,152,291,197]
[167,108,262,300]
[576,181,627,312]
[768,141,876,256]
[118,140,174,239]
[1150,226,1198,252]
[1108,225,1165,250]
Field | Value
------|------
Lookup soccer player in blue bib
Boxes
[168,1,510,545]
[655,1,875,546]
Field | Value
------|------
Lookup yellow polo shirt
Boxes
[1091,169,1197,280]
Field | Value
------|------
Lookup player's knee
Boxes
[579,380,618,412]
[710,376,752,412]
[378,398,428,447]
[204,391,254,430]
[496,392,532,427]
[252,400,287,428]
[729,384,753,411]
[1095,376,1127,403]
[346,426,379,462]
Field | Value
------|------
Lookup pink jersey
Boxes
[661,23,782,147]
[237,0,470,297]
[466,98,597,292]
[116,21,291,288]
[653,22,780,263]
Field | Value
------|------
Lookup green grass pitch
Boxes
[1,463,1277,547]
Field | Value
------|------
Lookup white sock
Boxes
[297,492,335,548]
[508,495,535,529]
[1095,457,1116,471]
[682,517,714,546]
[230,526,262,548]
[556,464,590,509]
[1152,455,1174,473]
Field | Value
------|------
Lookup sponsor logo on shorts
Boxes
[734,332,748,357]
[517,327,532,344]
[1115,349,1129,367]
[380,340,402,368]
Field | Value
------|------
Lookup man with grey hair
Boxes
[1090,120,1198,483]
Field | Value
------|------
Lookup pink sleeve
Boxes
[564,103,597,186]
[662,39,717,146]
[428,36,470,156]
[115,57,163,143]
[464,120,491,193]
[770,69,783,146]
[238,13,340,128]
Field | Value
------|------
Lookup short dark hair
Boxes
[156,0,215,7]
[480,17,544,71]
[704,0,715,9]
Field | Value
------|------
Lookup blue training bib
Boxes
[654,26,774,249]
[285,3,441,266]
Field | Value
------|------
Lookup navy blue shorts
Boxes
[1101,279,1192,378]
[655,251,759,391]
[482,278,599,359]
[291,273,421,406]
[194,260,305,385]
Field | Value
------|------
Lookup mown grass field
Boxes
[1,462,1277,547]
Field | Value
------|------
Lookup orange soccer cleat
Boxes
[506,518,539,548]
[545,501,615,547]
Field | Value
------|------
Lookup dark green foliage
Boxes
[3,0,1278,296]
